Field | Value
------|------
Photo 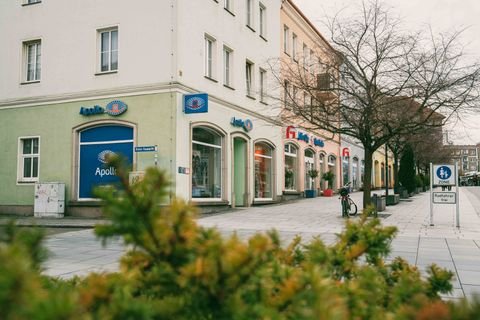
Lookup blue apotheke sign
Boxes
[79,100,128,116]
[231,117,253,132]
[184,93,208,114]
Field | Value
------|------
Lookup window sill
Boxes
[204,76,218,83]
[224,8,235,16]
[260,35,268,42]
[17,180,37,184]
[284,52,291,57]
[223,84,235,90]
[22,1,41,6]
[246,25,256,33]
[20,80,40,85]
[246,94,256,100]
[95,70,118,76]
[260,100,268,106]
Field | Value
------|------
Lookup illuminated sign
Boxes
[285,126,324,147]
[79,100,128,116]
[231,117,253,132]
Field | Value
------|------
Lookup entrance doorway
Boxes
[233,137,248,207]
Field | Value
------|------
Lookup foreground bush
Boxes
[1,159,480,319]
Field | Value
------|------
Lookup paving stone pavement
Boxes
[40,187,480,301]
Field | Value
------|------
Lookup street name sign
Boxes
[432,192,456,204]
[433,165,456,186]
[135,146,157,152]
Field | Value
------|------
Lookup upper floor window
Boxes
[99,28,118,72]
[205,35,216,79]
[303,43,308,70]
[24,40,41,82]
[23,0,41,5]
[18,137,40,182]
[246,0,254,29]
[259,3,266,38]
[223,46,233,87]
[259,68,266,102]
[224,0,232,12]
[283,25,289,54]
[292,33,298,61]
[246,60,254,97]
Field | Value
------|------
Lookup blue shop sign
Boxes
[184,93,208,114]
[79,100,128,116]
[230,117,253,132]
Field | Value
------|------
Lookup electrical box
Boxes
[34,182,65,218]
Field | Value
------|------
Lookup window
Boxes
[327,155,336,188]
[255,142,273,199]
[192,127,223,199]
[310,50,315,74]
[259,3,266,38]
[319,153,325,190]
[303,43,308,70]
[223,46,233,87]
[18,137,39,182]
[284,80,290,108]
[99,28,118,72]
[284,144,298,190]
[246,0,253,28]
[343,157,350,186]
[205,35,216,79]
[292,33,297,60]
[224,0,232,12]
[246,60,254,97]
[352,157,359,189]
[24,0,41,4]
[259,68,266,102]
[283,25,289,54]
[24,40,41,82]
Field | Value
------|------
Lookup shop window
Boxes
[304,149,315,190]
[192,127,223,199]
[319,153,325,190]
[78,125,133,199]
[328,155,336,188]
[342,156,349,187]
[254,142,273,199]
[352,157,359,189]
[18,137,40,182]
[284,143,297,191]
[361,160,365,187]
[381,163,385,187]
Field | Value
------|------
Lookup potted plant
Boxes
[322,171,335,197]
[305,169,319,198]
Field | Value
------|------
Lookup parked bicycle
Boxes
[339,183,358,217]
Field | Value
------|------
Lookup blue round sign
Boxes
[436,166,452,180]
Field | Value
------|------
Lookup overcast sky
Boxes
[293,0,480,145]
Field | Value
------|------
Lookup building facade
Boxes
[280,0,340,197]
[0,0,284,215]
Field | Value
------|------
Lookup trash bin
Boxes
[371,194,386,212]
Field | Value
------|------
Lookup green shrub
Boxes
[2,158,480,319]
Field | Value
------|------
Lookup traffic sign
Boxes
[432,192,456,204]
[433,165,456,186]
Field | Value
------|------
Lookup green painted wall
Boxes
[0,93,176,208]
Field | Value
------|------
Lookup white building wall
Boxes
[0,0,174,102]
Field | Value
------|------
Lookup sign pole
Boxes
[456,161,460,228]
[430,162,434,226]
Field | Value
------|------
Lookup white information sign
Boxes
[433,165,456,186]
[432,192,456,204]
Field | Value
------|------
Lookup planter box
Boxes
[305,190,317,198]
[386,194,400,205]
[416,187,422,194]
[323,189,334,197]
[400,189,409,199]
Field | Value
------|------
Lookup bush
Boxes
[416,174,424,188]
[2,158,480,319]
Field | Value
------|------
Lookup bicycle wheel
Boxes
[348,198,358,216]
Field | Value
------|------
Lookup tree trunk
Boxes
[393,153,400,194]
[363,148,373,209]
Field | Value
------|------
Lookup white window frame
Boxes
[205,34,216,79]
[259,68,267,103]
[23,40,41,82]
[223,46,233,87]
[283,25,289,54]
[17,136,40,183]
[98,27,118,73]
[292,33,297,61]
[246,60,254,97]
[254,142,274,201]
[259,3,266,38]
[224,0,233,12]
[246,0,254,29]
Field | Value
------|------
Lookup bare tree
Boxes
[272,0,480,208]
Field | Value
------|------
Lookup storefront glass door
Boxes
[233,138,247,206]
